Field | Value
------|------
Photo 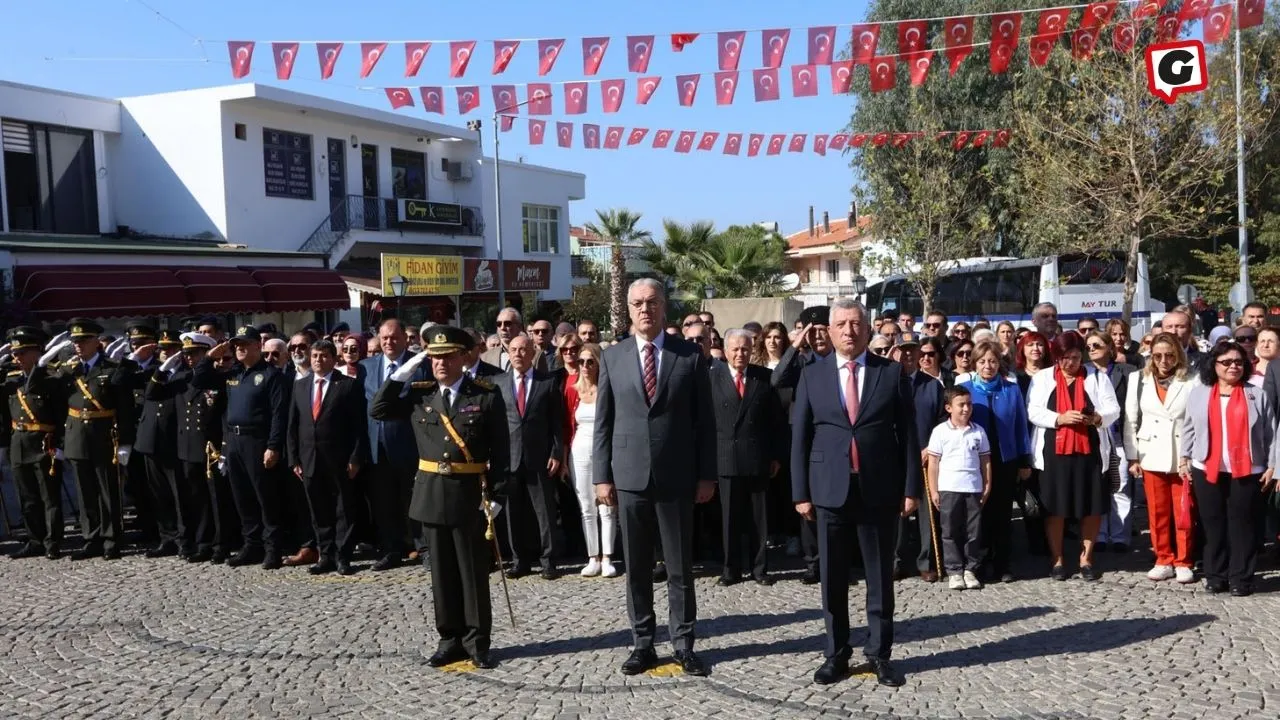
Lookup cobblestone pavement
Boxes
[1,542,1278,720]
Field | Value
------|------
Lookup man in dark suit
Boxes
[792,298,920,687]
[594,278,717,677]
[133,330,190,559]
[463,329,502,380]
[712,329,785,586]
[288,339,369,575]
[893,338,943,582]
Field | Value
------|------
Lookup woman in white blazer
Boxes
[1122,334,1196,583]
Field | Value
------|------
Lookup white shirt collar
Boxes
[510,366,533,382]
[313,370,335,384]
[443,374,466,402]
[834,349,869,367]
[635,332,665,354]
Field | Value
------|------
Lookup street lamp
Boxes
[704,284,716,299]
[852,274,867,296]
[389,273,409,319]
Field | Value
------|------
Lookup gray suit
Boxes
[481,345,549,373]
[593,334,716,652]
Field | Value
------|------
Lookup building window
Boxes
[2,120,99,234]
[826,259,839,283]
[262,128,314,199]
[390,148,426,200]
[522,204,560,254]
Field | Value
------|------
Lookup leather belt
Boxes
[227,425,263,435]
[68,408,115,420]
[419,459,487,475]
[11,421,55,432]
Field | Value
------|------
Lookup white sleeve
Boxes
[978,427,991,455]
[1027,368,1059,429]
[926,424,945,456]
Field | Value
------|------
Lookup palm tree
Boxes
[583,208,651,336]
[641,221,789,300]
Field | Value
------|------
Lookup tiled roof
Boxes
[785,215,872,250]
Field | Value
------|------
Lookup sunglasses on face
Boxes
[1087,343,1108,351]
[870,347,891,356]
[561,346,581,354]
[578,357,597,366]
[531,328,550,334]
[1151,352,1176,361]
[264,351,282,360]
[1236,335,1257,343]
[288,344,308,352]
[920,351,938,358]
[1217,358,1245,367]
[955,350,972,358]
[342,346,360,353]
[496,320,517,327]
[923,323,942,329]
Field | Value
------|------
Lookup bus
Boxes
[863,253,1164,335]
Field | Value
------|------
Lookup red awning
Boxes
[244,267,349,312]
[13,265,190,321]
[173,267,266,314]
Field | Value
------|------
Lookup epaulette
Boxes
[410,381,437,390]
[471,377,494,390]
[6,370,21,377]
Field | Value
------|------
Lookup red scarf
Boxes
[1204,384,1252,483]
[1054,366,1090,456]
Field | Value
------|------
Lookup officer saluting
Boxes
[192,325,289,569]
[371,325,510,670]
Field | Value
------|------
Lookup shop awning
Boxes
[244,267,349,312]
[13,265,190,320]
[173,267,267,314]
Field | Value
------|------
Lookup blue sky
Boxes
[0,0,872,237]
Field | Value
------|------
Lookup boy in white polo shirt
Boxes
[926,386,992,590]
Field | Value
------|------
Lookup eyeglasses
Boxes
[1217,358,1246,367]
[530,327,550,334]
[264,351,282,360]
[579,358,597,366]
[496,320,518,327]
[870,347,891,356]
[1151,352,1177,361]
[341,346,360,353]
[955,350,972,358]
[1236,335,1257,343]
[1087,343,1108,351]
[560,346,580,354]
[288,344,308,352]
[923,323,942,329]
[920,351,938,358]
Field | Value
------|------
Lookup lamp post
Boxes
[389,273,409,321]
[704,285,716,300]
[852,274,867,298]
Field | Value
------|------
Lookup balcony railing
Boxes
[301,194,484,256]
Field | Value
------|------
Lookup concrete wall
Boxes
[479,159,585,300]
[0,82,120,132]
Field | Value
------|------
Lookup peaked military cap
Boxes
[5,326,47,351]
[423,325,470,356]
[67,317,104,340]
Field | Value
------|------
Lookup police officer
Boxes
[192,325,288,569]
[134,329,189,558]
[371,325,510,670]
[1,326,67,559]
[123,323,161,546]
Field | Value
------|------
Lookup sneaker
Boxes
[785,537,801,557]
[1147,565,1175,581]
[948,574,966,590]
[580,558,601,577]
[601,559,619,578]
[963,570,982,589]
[1175,566,1195,584]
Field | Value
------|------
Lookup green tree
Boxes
[582,208,651,336]
[639,222,789,300]
[560,264,612,333]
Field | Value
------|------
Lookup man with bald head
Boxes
[482,308,549,372]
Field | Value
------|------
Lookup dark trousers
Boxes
[180,460,216,553]
[143,453,187,550]
[800,516,821,571]
[70,458,122,551]
[426,515,492,657]
[939,491,983,573]
[223,433,282,556]
[11,458,64,547]
[124,450,156,542]
[895,502,939,575]
[817,483,897,661]
[720,475,768,578]
[982,461,1020,576]
[505,464,557,568]
[617,487,697,651]
[371,450,419,556]
[303,463,360,560]
[282,467,316,553]
[1192,469,1261,587]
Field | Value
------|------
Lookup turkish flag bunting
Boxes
[1037,8,1071,43]
[952,131,972,150]
[492,85,518,114]
[1155,15,1183,43]
[1204,5,1235,43]
[676,74,700,106]
[449,41,476,78]
[891,133,913,149]
[761,29,790,69]
[317,43,343,80]
[789,134,807,152]
[627,128,649,145]
[717,31,746,71]
[747,134,765,157]
[872,132,890,147]
[831,61,854,94]
[714,71,739,105]
[1112,21,1138,53]
[897,21,928,54]
[1240,0,1266,29]
[564,82,589,114]
[989,13,1021,74]
[869,56,896,93]
[604,126,624,149]
[753,68,780,102]
[420,87,444,114]
[500,115,514,132]
[652,129,674,148]
[724,133,743,155]
[627,35,655,73]
[944,18,974,76]
[972,130,991,148]
[1081,2,1119,30]
[456,86,480,115]
[360,43,386,78]
[528,119,546,145]
[993,129,1011,147]
[675,131,697,153]
[814,134,829,156]
[227,41,254,79]
[1029,34,1058,67]
[601,79,625,113]
[582,37,609,75]
[527,83,553,114]
[791,65,819,97]
[404,42,430,77]
[556,122,573,148]
[583,124,601,150]
[385,88,413,110]
[908,52,933,87]
[492,40,520,74]
[767,134,786,155]
[670,33,699,51]
[636,76,661,105]
[850,133,870,148]
[808,26,838,65]
[1178,0,1213,21]
[537,39,564,76]
[851,24,880,65]
[1133,0,1168,20]
[829,134,849,151]
[273,43,299,80]
[697,132,719,151]
[1072,27,1100,60]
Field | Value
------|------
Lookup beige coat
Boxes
[1122,373,1194,474]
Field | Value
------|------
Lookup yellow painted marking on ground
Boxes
[438,660,477,673]
[646,662,684,677]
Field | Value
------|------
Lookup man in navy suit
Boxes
[791,298,920,687]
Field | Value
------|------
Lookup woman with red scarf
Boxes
[1027,332,1121,581]
[1178,341,1278,596]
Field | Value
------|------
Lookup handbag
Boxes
[1020,476,1044,519]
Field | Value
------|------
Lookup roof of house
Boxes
[785,215,872,251]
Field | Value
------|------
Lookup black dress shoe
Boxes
[753,575,775,587]
[470,651,497,669]
[1205,580,1228,594]
[45,546,61,560]
[652,564,668,583]
[145,544,178,559]
[210,550,227,564]
[309,558,336,575]
[621,648,658,675]
[70,544,104,561]
[9,543,44,559]
[801,567,820,585]
[1079,565,1099,582]
[427,647,468,668]
[227,550,264,567]
[539,566,558,580]
[716,573,740,587]
[187,549,214,563]
[261,555,283,570]
[1230,584,1253,597]
[867,658,904,687]
[673,649,708,676]
[336,558,354,576]
[102,547,121,561]
[1050,564,1069,581]
[813,654,850,685]
[372,554,402,572]
[506,564,530,580]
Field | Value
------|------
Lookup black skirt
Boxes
[1040,389,1108,519]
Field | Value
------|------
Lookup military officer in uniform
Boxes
[192,325,288,569]
[135,329,191,558]
[1,326,67,559]
[371,325,510,670]
[123,323,161,545]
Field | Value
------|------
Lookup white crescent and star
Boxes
[236,47,250,61]
[633,41,649,57]
[589,43,604,57]
[608,85,621,99]
[815,33,830,50]
[457,47,471,61]
[998,19,1015,39]
[720,77,735,93]
[462,91,475,105]
[280,47,295,64]
[643,80,656,94]
[903,27,920,50]
[499,90,512,103]
[760,74,773,89]
[725,38,741,56]
[769,34,785,50]
[411,48,425,64]
[427,91,440,105]
[368,48,382,62]
[950,23,969,41]
[324,48,338,63]
[876,62,890,77]
[836,66,850,81]
[570,87,584,101]
[916,57,930,70]
[858,31,876,50]
[798,69,811,85]
[545,44,560,57]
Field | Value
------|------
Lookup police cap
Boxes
[423,325,470,356]
[230,325,261,344]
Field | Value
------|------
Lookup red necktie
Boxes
[844,361,860,473]
[735,373,745,398]
[517,374,527,417]
[643,343,657,405]
[312,377,325,420]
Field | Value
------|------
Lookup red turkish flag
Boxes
[270,43,293,81]
[891,133,913,149]
[385,88,413,110]
[972,131,991,148]
[492,40,520,74]
[869,57,896,93]
[789,134,807,153]
[556,122,573,148]
[908,53,933,87]
[492,85,518,114]
[1179,0,1213,20]
[527,83,552,114]
[1133,0,1168,20]
[724,133,743,155]
[583,124,601,149]
[404,42,430,77]
[851,24,880,65]
[951,132,972,150]
[316,43,343,80]
[944,18,973,76]
[897,21,928,54]
[627,35,654,73]
[529,119,546,145]
[419,87,444,114]
[1113,21,1138,53]
[831,61,854,94]
[1081,2,1119,30]
[829,134,849,151]
[1029,34,1058,67]
[791,65,819,97]
[850,133,870,148]
[582,37,609,75]
[993,129,1011,147]
[636,76,661,105]
[1156,15,1183,42]
[604,126,624,150]
[761,29,790,69]
[675,131,696,153]
[989,13,1021,74]
[717,31,746,71]
[652,129,674,149]
[564,82,589,114]
[808,26,837,65]
[449,41,476,78]
[714,71,739,105]
[767,134,786,155]
[627,128,649,146]
[753,68,780,101]
[1072,27,1100,60]
[1036,8,1071,43]
[500,115,515,132]
[537,39,564,76]
[747,134,765,157]
[697,132,719,151]
[871,132,890,147]
[360,43,386,78]
[456,86,480,115]
[1204,5,1235,43]
[676,74,700,106]
[670,33,699,51]
[1240,0,1266,29]
[601,79,625,113]
[814,134,829,156]
[227,41,254,79]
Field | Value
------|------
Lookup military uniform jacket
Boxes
[370,375,510,528]
[175,368,224,465]
[126,359,158,433]
[133,365,180,460]
[1,366,66,465]
[47,354,135,461]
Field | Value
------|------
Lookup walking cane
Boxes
[924,471,943,578]
[480,475,517,629]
